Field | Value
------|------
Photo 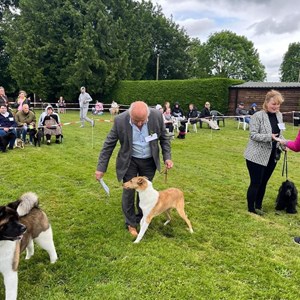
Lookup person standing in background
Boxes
[78,86,94,128]
[0,86,9,107]
[15,90,29,112]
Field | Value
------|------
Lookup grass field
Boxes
[1,110,300,300]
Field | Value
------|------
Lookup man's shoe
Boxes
[80,125,84,128]
[127,225,138,237]
[47,140,51,145]
[55,139,60,144]
[255,209,265,216]
[293,237,300,244]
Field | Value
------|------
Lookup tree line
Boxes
[0,0,299,102]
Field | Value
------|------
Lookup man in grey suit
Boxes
[95,101,173,237]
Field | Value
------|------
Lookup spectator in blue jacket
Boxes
[0,104,17,152]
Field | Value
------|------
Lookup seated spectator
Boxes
[163,101,171,112]
[14,90,30,112]
[186,103,200,125]
[92,101,104,115]
[40,106,62,145]
[15,103,36,144]
[199,102,220,130]
[0,104,17,152]
[38,104,61,127]
[163,107,174,133]
[172,102,185,119]
[236,102,250,123]
[155,104,164,113]
[110,100,119,116]
[249,103,258,115]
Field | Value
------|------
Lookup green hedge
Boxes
[106,78,244,113]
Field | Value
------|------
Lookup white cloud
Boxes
[148,0,300,81]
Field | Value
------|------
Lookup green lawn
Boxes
[1,111,300,300]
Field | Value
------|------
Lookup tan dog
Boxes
[14,138,24,149]
[123,176,193,243]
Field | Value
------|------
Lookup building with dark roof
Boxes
[229,82,300,122]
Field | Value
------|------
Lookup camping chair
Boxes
[210,110,225,127]
[185,118,198,133]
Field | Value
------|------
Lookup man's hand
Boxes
[95,170,105,181]
[165,159,173,169]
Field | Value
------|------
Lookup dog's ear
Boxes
[7,200,21,211]
[142,176,149,180]
[137,177,145,185]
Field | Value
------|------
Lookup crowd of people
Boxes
[0,86,64,152]
[152,100,221,139]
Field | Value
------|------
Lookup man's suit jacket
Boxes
[97,108,171,181]
[244,110,284,166]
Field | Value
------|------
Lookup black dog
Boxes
[34,128,44,147]
[177,125,186,139]
[275,180,298,214]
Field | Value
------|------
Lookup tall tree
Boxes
[143,8,191,80]
[186,38,212,78]
[103,0,154,80]
[205,30,266,81]
[280,42,300,82]
[0,0,19,92]
[4,0,129,100]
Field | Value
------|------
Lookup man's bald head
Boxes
[129,101,149,129]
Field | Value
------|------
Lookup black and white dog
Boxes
[0,192,57,300]
[275,180,298,214]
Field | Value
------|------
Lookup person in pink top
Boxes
[276,130,300,152]
[276,130,300,245]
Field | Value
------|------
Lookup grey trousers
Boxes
[122,157,156,227]
[80,106,93,125]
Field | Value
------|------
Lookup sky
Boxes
[148,0,300,82]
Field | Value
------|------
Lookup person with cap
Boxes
[249,103,258,115]
[236,102,250,124]
[78,86,94,128]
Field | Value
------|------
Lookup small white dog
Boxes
[123,176,193,243]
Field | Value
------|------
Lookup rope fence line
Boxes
[1,110,299,131]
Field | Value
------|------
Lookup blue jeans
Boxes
[0,128,17,149]
[17,126,34,142]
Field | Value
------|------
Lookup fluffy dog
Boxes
[123,176,193,243]
[275,180,298,214]
[0,192,57,300]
